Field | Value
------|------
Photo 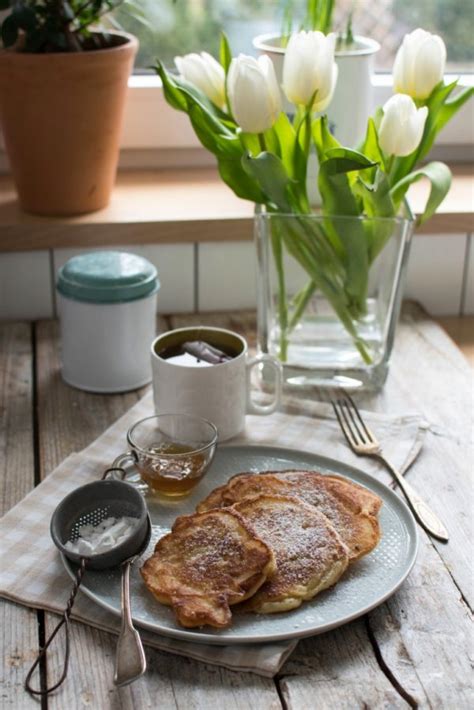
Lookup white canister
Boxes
[57,251,159,393]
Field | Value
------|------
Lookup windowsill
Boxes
[0,164,472,253]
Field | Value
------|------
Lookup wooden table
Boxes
[1,304,472,709]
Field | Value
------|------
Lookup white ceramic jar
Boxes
[253,34,380,148]
[57,251,159,392]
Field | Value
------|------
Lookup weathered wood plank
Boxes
[0,322,41,708]
[34,318,281,709]
[43,620,280,710]
[372,303,474,608]
[278,619,423,709]
[368,531,473,709]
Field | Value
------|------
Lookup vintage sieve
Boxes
[25,476,152,696]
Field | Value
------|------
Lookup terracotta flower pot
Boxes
[0,31,138,216]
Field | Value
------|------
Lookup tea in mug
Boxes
[158,340,235,367]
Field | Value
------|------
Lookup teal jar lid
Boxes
[56,251,160,304]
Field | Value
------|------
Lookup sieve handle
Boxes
[114,560,147,687]
[25,558,86,696]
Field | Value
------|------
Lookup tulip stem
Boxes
[258,133,267,153]
[385,154,395,179]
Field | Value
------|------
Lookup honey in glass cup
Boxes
[119,414,218,498]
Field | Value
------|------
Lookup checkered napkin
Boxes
[0,390,428,677]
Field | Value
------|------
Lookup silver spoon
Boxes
[114,518,151,687]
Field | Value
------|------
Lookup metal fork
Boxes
[330,390,449,542]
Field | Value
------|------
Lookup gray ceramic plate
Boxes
[63,445,418,645]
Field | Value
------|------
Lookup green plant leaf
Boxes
[154,61,189,111]
[318,145,377,314]
[312,115,341,161]
[217,156,265,203]
[353,169,396,262]
[242,152,294,211]
[219,32,232,73]
[391,161,452,226]
[12,5,37,31]
[1,14,18,47]
[360,117,385,176]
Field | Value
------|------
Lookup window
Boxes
[114,1,472,158]
[114,0,473,74]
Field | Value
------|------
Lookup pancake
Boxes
[277,470,382,517]
[140,508,276,628]
[196,470,382,561]
[232,494,349,613]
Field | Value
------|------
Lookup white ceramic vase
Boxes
[253,33,380,148]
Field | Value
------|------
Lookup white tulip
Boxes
[393,28,446,100]
[378,94,428,157]
[227,54,281,134]
[282,30,338,111]
[174,52,226,109]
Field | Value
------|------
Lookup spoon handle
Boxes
[114,561,146,687]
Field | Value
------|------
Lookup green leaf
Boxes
[242,152,294,211]
[353,169,396,262]
[219,32,232,74]
[154,61,189,112]
[187,104,238,160]
[428,85,474,150]
[322,147,376,176]
[391,161,452,226]
[312,115,340,162]
[360,118,385,176]
[1,14,18,47]
[12,5,37,31]
[318,146,377,313]
[217,156,265,203]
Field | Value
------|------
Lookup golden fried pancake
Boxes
[232,494,349,613]
[196,470,382,561]
[276,470,383,517]
[140,508,275,628]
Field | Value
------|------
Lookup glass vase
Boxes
[255,208,414,391]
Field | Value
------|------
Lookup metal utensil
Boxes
[25,479,151,696]
[330,389,449,542]
[113,535,150,687]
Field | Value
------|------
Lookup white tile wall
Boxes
[53,244,194,314]
[0,251,53,320]
[0,234,473,320]
[403,234,467,316]
[198,242,257,311]
[463,235,474,315]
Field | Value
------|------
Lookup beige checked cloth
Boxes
[0,390,428,677]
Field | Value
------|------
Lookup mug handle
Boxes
[246,354,282,415]
[104,451,148,493]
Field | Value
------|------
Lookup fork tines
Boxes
[329,388,376,450]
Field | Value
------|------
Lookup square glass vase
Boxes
[255,208,414,392]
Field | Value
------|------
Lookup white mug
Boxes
[151,326,282,441]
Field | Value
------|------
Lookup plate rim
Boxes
[63,443,419,645]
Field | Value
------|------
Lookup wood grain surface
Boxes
[0,304,472,709]
[0,165,472,252]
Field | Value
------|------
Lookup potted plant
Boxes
[0,1,138,216]
[253,0,379,148]
[154,30,472,390]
